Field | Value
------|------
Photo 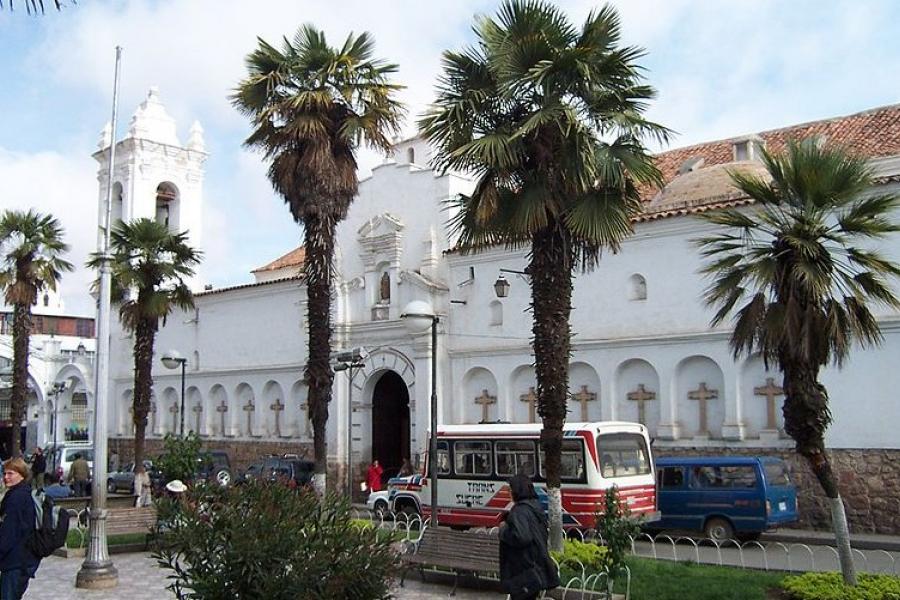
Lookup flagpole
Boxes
[76,45,122,590]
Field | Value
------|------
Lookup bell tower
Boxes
[93,87,207,287]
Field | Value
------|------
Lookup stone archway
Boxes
[371,370,410,485]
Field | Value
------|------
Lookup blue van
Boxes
[653,456,798,541]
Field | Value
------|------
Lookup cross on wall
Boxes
[216,400,228,436]
[519,387,537,423]
[474,389,497,423]
[753,377,784,431]
[243,399,255,436]
[688,382,718,436]
[627,384,656,425]
[192,403,203,434]
[270,398,284,436]
[572,385,596,421]
[168,403,179,432]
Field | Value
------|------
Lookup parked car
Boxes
[196,450,233,487]
[46,442,94,483]
[106,460,162,494]
[241,454,314,489]
[366,489,392,520]
[652,456,799,541]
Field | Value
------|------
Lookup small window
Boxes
[407,147,415,164]
[495,440,535,477]
[436,441,450,475]
[539,439,585,481]
[690,465,758,489]
[734,141,750,161]
[659,467,684,489]
[453,441,492,476]
[763,461,791,487]
[597,433,651,477]
[43,294,49,307]
[628,274,647,301]
[489,300,503,326]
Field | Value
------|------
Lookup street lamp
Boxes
[332,347,366,499]
[401,300,439,527]
[494,268,528,298]
[161,351,187,437]
[47,381,67,450]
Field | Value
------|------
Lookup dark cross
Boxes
[300,401,312,436]
[688,382,718,436]
[627,384,656,425]
[754,377,784,430]
[573,385,597,421]
[192,403,203,434]
[474,389,497,423]
[270,398,284,436]
[169,403,179,432]
[243,399,255,436]
[519,387,537,423]
[216,400,228,436]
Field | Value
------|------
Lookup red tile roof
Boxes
[251,246,305,273]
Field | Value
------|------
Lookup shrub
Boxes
[551,539,608,581]
[153,480,398,599]
[596,486,640,578]
[154,432,203,484]
[783,572,900,600]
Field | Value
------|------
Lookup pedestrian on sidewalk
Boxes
[366,460,384,492]
[68,453,90,497]
[30,448,45,491]
[499,475,560,600]
[0,457,40,600]
[134,465,152,507]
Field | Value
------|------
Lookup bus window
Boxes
[691,465,757,489]
[597,433,650,477]
[454,441,492,476]
[495,440,535,477]
[539,439,585,481]
[436,441,450,475]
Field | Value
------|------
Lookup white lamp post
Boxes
[161,351,187,437]
[401,300,439,527]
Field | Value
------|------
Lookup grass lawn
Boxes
[558,557,786,600]
[65,530,149,549]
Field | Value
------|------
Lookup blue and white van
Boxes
[653,456,798,541]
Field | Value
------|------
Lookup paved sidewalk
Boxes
[763,528,900,552]
[23,553,505,599]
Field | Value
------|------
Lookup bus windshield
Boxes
[597,433,650,478]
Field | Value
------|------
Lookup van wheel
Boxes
[704,518,735,542]
[107,479,117,494]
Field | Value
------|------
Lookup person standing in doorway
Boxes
[30,448,45,491]
[499,475,560,600]
[398,458,414,477]
[68,453,90,497]
[0,458,40,599]
[366,460,383,492]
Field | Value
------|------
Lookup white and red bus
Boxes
[389,421,659,529]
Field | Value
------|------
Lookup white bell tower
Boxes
[93,87,207,288]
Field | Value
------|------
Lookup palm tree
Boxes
[420,0,667,549]
[696,138,900,585]
[232,26,403,490]
[1,0,66,14]
[88,218,200,469]
[0,209,72,457]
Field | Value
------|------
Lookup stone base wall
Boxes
[656,446,900,534]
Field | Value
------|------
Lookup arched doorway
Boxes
[371,371,410,485]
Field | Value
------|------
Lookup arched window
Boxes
[489,300,503,326]
[155,182,180,231]
[43,294,49,307]
[379,271,391,303]
[193,351,200,371]
[628,274,647,301]
[407,147,415,164]
[111,182,124,226]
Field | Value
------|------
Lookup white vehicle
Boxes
[366,489,391,520]
[46,442,94,482]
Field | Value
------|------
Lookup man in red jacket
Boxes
[366,460,384,492]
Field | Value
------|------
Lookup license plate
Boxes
[778,501,787,511]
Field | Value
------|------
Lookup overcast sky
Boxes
[2,0,899,316]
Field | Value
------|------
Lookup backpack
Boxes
[26,490,69,558]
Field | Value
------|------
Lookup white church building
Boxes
[101,89,900,533]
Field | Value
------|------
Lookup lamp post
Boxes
[161,351,187,437]
[401,300,439,527]
[333,347,366,499]
[47,381,66,450]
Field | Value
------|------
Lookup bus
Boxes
[389,421,659,529]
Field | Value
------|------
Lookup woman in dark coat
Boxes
[499,475,561,600]
[0,457,39,600]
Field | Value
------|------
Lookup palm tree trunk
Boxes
[782,362,857,586]
[132,317,156,469]
[531,223,573,553]
[9,301,31,458]
[304,212,337,493]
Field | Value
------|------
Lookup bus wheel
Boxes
[704,518,734,542]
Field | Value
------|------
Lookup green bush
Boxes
[596,486,640,578]
[154,432,204,484]
[783,572,900,600]
[153,480,399,599]
[551,539,608,583]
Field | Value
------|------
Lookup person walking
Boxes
[0,458,40,600]
[499,475,560,600]
[133,465,152,507]
[366,460,383,492]
[68,453,90,497]
[30,448,46,491]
